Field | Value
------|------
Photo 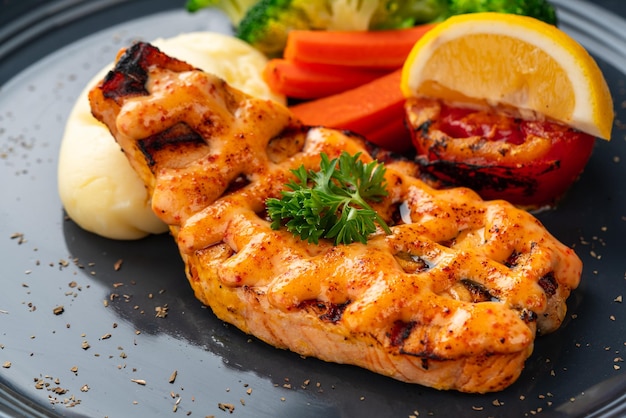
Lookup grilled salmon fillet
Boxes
[88,42,582,393]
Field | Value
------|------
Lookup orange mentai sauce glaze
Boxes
[405,97,597,208]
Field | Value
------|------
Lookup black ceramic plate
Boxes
[1,1,625,417]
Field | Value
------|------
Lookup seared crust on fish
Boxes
[89,42,582,393]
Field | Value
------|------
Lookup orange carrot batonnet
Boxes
[289,69,411,152]
[263,59,390,99]
[283,24,437,69]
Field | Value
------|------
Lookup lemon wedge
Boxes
[401,12,614,140]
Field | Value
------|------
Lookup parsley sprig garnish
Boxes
[266,151,391,245]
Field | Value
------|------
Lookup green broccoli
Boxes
[185,0,259,25]
[236,0,447,57]
[370,0,448,29]
[446,0,557,25]
[236,0,315,57]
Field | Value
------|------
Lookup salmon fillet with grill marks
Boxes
[88,42,582,393]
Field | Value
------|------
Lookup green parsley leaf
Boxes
[266,151,391,245]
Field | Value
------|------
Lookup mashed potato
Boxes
[58,32,285,240]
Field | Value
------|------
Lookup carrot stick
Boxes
[283,24,437,69]
[263,58,390,99]
[289,69,412,152]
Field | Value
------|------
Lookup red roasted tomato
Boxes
[404,97,596,208]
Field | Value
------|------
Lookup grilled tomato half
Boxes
[405,97,596,208]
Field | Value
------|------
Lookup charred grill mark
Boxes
[538,272,558,297]
[101,43,154,102]
[266,125,308,164]
[387,322,449,363]
[416,156,542,197]
[101,42,196,104]
[461,279,498,303]
[138,122,206,167]
[520,309,538,323]
[417,120,433,139]
[101,70,148,102]
[364,140,416,163]
[298,300,350,324]
[431,137,448,153]
[504,250,522,268]
[389,202,404,226]
[438,238,455,248]
[469,138,487,152]
[320,302,350,323]
[395,252,430,274]
[339,129,366,141]
[387,320,416,348]
[223,174,251,195]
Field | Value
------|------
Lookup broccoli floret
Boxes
[185,0,259,25]
[447,0,557,25]
[236,0,315,57]
[236,0,448,57]
[370,0,448,29]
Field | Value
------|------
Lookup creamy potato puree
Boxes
[58,32,285,240]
